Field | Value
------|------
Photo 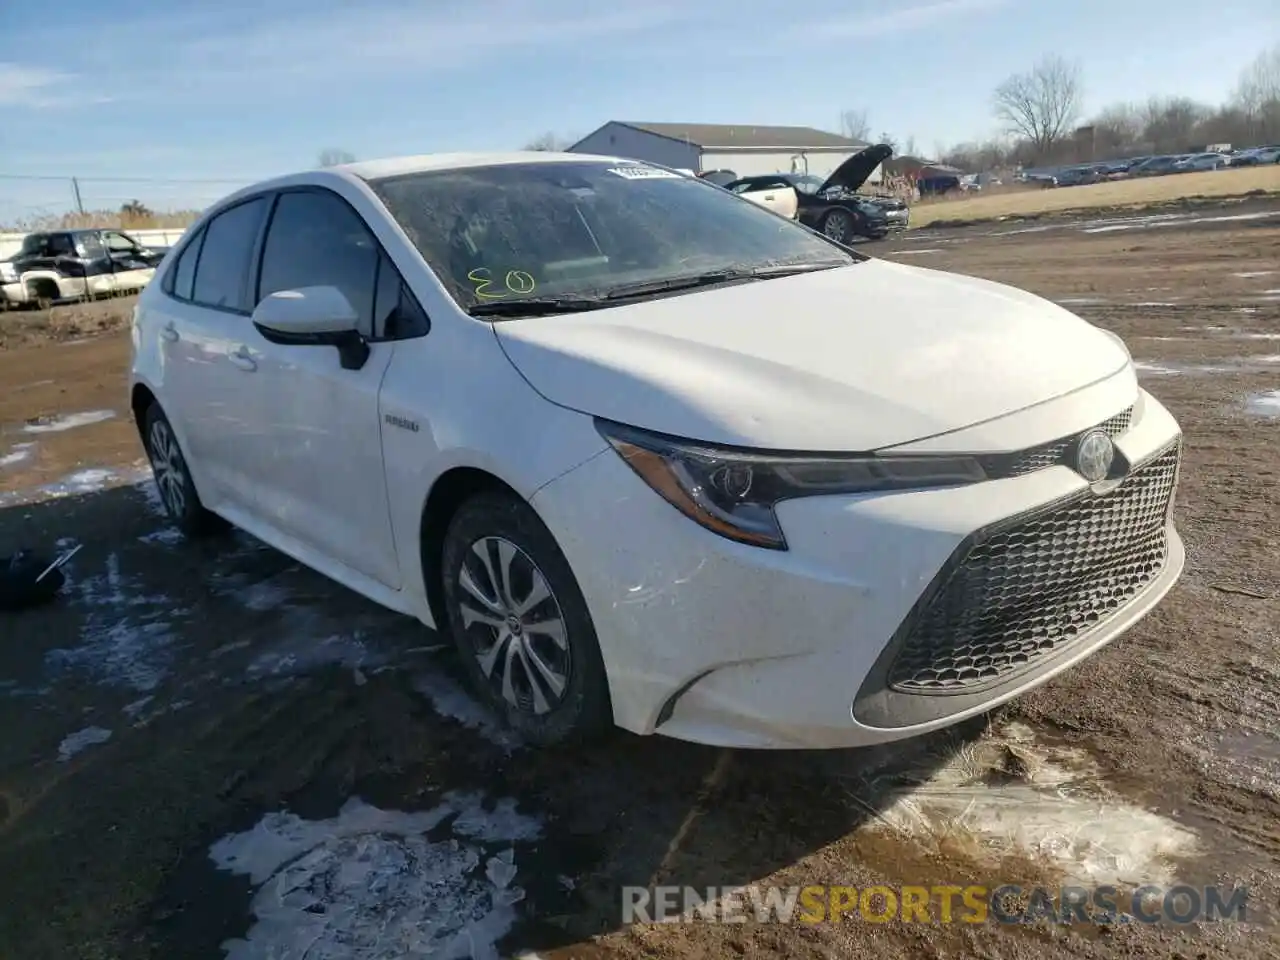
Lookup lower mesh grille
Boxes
[886,441,1180,694]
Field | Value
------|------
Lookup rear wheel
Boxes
[142,403,224,537]
[441,492,612,746]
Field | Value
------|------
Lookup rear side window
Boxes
[168,228,205,301]
[257,190,379,335]
[192,198,268,312]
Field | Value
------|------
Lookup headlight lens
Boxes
[0,263,17,282]
[595,419,987,550]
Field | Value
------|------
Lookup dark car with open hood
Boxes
[724,144,899,244]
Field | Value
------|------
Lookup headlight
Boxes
[595,419,987,550]
[0,263,17,283]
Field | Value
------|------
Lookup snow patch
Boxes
[0,442,35,468]
[210,793,541,960]
[22,409,116,433]
[46,552,182,691]
[1233,271,1275,279]
[1245,390,1280,417]
[413,671,523,751]
[57,726,112,761]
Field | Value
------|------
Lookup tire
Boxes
[440,491,612,746]
[821,208,857,245]
[142,403,225,537]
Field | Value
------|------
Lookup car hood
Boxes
[493,260,1130,451]
[820,143,893,194]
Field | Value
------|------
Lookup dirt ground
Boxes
[1,200,1278,960]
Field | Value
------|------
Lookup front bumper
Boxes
[531,386,1185,749]
[0,281,25,305]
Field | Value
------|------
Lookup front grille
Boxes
[886,441,1180,694]
[979,406,1133,479]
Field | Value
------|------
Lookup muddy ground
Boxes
[0,201,1278,959]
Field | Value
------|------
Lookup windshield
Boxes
[368,160,858,314]
[787,175,827,195]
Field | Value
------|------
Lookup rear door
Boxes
[156,196,272,511]
[236,187,406,587]
[730,178,799,219]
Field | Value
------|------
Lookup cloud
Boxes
[39,0,691,97]
[785,0,1010,40]
[0,63,74,105]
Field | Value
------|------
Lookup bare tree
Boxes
[524,132,572,151]
[318,148,357,166]
[1091,103,1143,157]
[1232,43,1280,141]
[120,199,153,218]
[1141,97,1209,153]
[839,109,870,142]
[992,56,1083,159]
[902,135,919,159]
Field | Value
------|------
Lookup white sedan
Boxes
[129,151,1185,749]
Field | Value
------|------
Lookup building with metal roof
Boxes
[567,121,878,182]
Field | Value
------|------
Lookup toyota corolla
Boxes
[128,152,1185,749]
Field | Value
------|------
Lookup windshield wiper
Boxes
[602,261,851,301]
[468,297,608,318]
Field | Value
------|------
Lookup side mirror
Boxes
[251,286,370,370]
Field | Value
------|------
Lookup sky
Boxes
[0,0,1276,222]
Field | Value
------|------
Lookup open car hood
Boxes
[820,143,893,194]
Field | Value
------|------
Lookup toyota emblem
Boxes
[1076,430,1115,482]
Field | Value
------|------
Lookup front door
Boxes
[238,188,401,588]
[101,230,158,293]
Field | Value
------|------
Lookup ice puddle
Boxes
[863,722,1197,886]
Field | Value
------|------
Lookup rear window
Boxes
[190,198,268,312]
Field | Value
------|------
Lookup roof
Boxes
[339,150,614,180]
[602,122,867,151]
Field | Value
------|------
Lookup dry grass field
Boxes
[910,165,1280,227]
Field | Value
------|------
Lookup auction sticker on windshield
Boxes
[606,165,682,179]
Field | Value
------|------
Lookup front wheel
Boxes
[440,492,612,746]
[822,208,858,245]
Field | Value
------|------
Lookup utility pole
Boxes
[71,177,85,215]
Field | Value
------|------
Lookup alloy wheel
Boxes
[824,211,851,243]
[456,536,571,715]
[148,419,188,519]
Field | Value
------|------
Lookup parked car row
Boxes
[0,228,168,309]
[1017,143,1278,189]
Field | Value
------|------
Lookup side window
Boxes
[77,233,106,259]
[192,198,268,312]
[102,231,137,253]
[372,252,429,341]
[257,190,378,336]
[167,228,206,301]
[47,234,76,256]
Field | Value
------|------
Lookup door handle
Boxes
[160,321,178,342]
[229,345,257,372]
